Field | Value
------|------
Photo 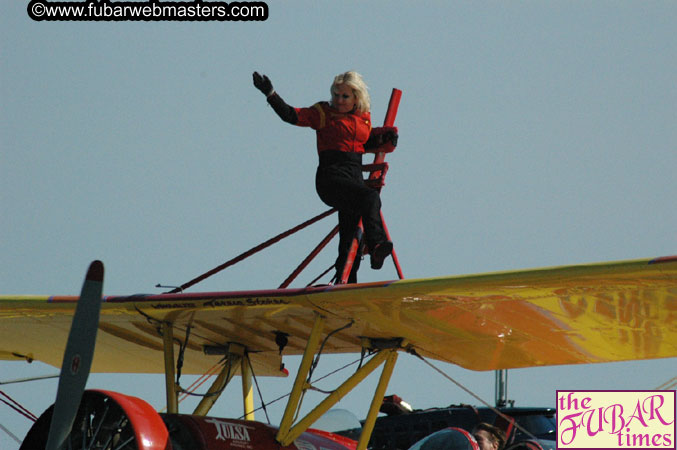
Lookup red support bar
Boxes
[361,163,389,173]
[380,211,404,279]
[279,225,339,289]
[339,88,403,284]
[170,208,337,293]
[383,89,402,128]
[338,219,364,284]
[305,264,336,287]
[365,89,402,190]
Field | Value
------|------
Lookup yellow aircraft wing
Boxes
[1,256,675,375]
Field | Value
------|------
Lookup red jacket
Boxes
[294,102,372,154]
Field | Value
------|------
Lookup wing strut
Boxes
[189,342,257,419]
[356,348,399,450]
[277,313,326,439]
[163,332,257,420]
[162,322,179,414]
[241,347,255,421]
[276,315,405,448]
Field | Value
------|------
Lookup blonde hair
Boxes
[331,71,371,113]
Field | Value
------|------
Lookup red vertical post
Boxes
[339,89,403,284]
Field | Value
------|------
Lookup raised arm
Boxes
[253,72,298,125]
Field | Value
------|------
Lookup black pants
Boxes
[315,151,386,282]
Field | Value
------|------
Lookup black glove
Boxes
[377,127,398,147]
[384,129,398,147]
[253,72,274,97]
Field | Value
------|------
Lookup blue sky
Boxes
[1,1,676,448]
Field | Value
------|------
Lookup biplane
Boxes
[1,89,677,450]
[2,255,677,450]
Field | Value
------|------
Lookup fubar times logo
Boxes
[557,390,675,449]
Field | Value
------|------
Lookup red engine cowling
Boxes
[22,390,357,450]
[21,390,170,450]
[160,414,357,450]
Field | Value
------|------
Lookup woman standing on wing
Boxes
[253,71,397,283]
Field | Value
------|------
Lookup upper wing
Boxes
[1,256,675,375]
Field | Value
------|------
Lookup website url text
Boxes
[28,0,269,22]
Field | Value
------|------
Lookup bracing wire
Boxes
[293,320,354,422]
[306,264,335,287]
[177,356,233,398]
[246,354,271,424]
[177,361,225,404]
[0,374,59,386]
[656,376,677,390]
[308,320,354,383]
[0,423,22,445]
[240,356,363,418]
[175,324,192,385]
[410,349,539,441]
[0,390,37,421]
